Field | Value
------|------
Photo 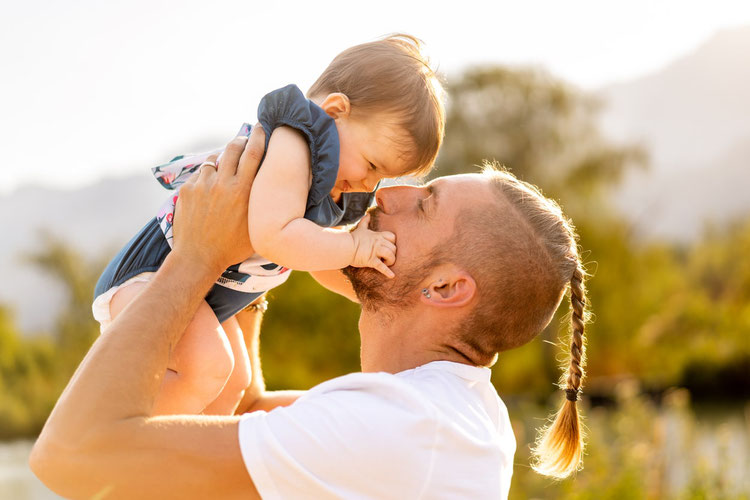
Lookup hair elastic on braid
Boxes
[564,388,579,402]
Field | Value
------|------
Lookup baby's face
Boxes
[330,115,414,200]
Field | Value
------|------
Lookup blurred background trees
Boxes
[439,67,646,203]
[2,64,748,498]
[0,235,101,439]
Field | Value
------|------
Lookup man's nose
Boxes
[375,185,418,214]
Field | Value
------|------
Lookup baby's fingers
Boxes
[357,213,372,230]
[379,231,396,244]
[371,258,395,279]
[377,242,396,266]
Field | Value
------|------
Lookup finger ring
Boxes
[200,161,217,173]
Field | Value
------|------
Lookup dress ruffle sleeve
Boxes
[257,84,375,227]
[257,84,348,227]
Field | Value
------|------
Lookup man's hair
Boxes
[435,164,589,479]
[307,34,446,176]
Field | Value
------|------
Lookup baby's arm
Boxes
[248,127,395,276]
[310,269,359,303]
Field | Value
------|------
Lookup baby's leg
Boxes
[202,315,252,415]
[107,281,234,415]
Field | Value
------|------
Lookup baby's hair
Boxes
[308,34,446,176]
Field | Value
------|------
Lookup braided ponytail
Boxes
[532,263,588,478]
[477,164,591,478]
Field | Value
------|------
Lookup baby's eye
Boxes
[369,162,377,171]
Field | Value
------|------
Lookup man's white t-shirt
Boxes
[238,360,516,499]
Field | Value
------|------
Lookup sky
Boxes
[2,0,750,194]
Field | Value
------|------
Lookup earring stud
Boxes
[422,288,431,299]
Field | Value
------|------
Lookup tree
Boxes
[26,232,105,367]
[436,67,645,215]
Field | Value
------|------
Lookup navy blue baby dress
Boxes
[94,84,375,322]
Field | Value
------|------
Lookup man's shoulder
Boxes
[298,362,503,432]
[307,370,419,395]
[306,361,494,403]
[302,370,439,420]
[239,371,442,498]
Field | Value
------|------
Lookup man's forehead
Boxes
[420,175,492,229]
[429,172,485,186]
[428,174,491,200]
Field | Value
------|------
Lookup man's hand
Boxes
[173,125,266,274]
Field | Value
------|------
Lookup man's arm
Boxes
[233,302,305,415]
[30,130,266,500]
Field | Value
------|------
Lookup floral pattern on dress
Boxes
[149,123,291,293]
[152,123,252,247]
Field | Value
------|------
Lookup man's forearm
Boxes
[234,306,266,414]
[234,304,305,415]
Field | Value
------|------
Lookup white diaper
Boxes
[92,272,156,330]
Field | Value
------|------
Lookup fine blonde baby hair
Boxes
[308,34,446,176]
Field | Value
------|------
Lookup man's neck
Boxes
[357,308,476,374]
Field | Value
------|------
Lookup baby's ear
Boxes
[320,93,351,119]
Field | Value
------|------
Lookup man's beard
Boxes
[343,206,427,311]
[343,206,393,309]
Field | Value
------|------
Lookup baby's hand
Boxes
[350,214,397,278]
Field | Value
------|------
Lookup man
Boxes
[30,125,588,499]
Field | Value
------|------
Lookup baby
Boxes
[92,34,446,415]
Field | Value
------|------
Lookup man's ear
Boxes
[421,271,476,308]
[319,93,351,119]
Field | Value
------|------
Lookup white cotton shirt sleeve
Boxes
[238,361,515,500]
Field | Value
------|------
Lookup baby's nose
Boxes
[362,173,380,192]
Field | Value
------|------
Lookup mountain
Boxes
[0,175,168,332]
[598,26,750,241]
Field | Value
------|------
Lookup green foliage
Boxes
[573,217,750,393]
[437,66,646,210]
[507,386,750,500]
[0,235,104,438]
[25,232,103,366]
[0,306,57,439]
[260,272,361,390]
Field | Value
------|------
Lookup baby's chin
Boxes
[329,188,342,203]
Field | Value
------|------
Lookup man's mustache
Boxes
[366,205,382,231]
[350,205,382,232]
